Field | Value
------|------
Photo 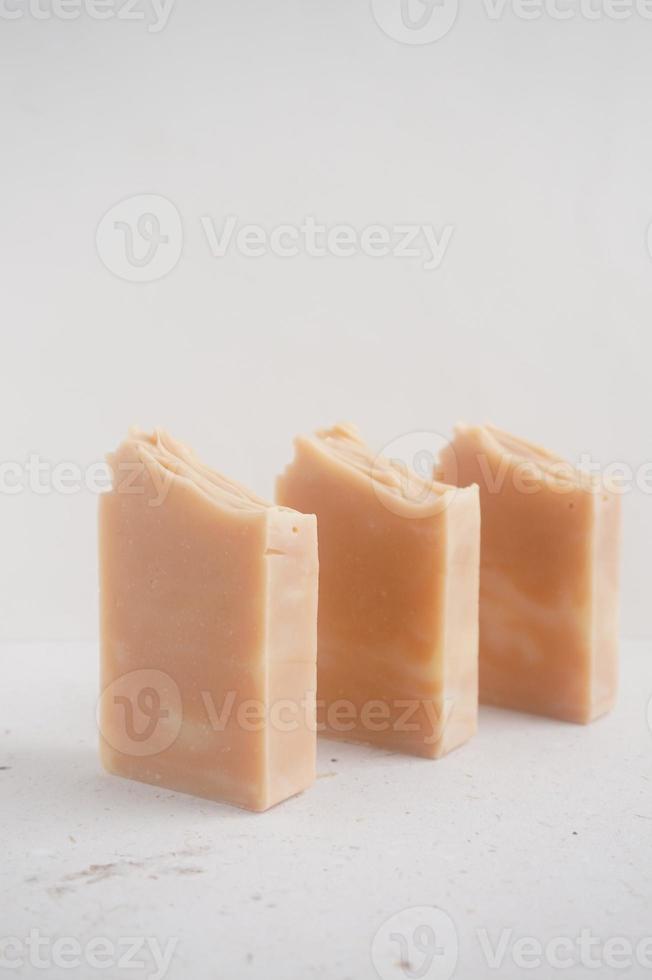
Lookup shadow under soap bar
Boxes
[99,429,318,811]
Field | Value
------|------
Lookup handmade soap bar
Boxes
[99,429,318,811]
[438,424,620,723]
[276,424,480,758]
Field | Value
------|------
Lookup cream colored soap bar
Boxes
[99,430,318,811]
[276,424,480,758]
[438,424,621,724]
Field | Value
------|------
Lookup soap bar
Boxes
[438,424,620,723]
[276,424,480,758]
[99,429,318,811]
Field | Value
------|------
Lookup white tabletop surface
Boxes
[2,640,651,980]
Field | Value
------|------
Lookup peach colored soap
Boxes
[276,424,480,758]
[99,430,318,811]
[438,424,621,724]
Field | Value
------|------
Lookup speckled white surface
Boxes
[2,641,651,980]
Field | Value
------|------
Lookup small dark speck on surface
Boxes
[0,766,11,771]
[572,831,578,835]
[251,893,262,901]
[48,886,73,898]
[330,758,338,763]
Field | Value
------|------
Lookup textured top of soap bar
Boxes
[451,423,606,493]
[280,422,474,520]
[107,428,292,516]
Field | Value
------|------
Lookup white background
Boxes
[1,0,651,641]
